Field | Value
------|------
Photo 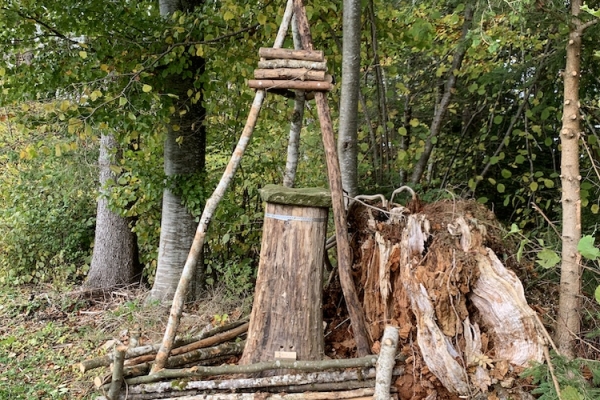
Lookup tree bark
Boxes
[148,0,206,303]
[150,1,295,373]
[338,0,361,198]
[292,0,372,357]
[241,197,328,366]
[85,133,140,289]
[410,2,474,185]
[556,0,585,358]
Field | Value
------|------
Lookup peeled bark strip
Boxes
[374,326,399,400]
[257,59,327,71]
[151,0,295,373]
[248,80,332,91]
[258,47,324,61]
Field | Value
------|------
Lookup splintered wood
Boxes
[347,199,548,399]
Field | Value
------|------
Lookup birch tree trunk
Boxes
[85,133,140,289]
[338,0,361,198]
[148,0,206,303]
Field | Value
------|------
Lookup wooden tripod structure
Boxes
[151,0,371,373]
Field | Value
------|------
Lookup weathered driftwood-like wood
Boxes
[254,68,326,81]
[107,345,127,400]
[258,47,324,62]
[241,196,328,366]
[124,341,246,377]
[80,318,248,373]
[248,80,332,92]
[257,59,327,71]
[100,389,375,400]
[293,0,372,357]
[150,0,295,373]
[127,356,378,386]
[112,367,397,400]
[374,326,399,400]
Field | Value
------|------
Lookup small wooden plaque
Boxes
[274,351,297,360]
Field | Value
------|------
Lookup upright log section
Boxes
[292,0,372,356]
[241,185,330,366]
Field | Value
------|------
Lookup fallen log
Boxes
[99,388,375,400]
[258,47,324,62]
[123,356,378,386]
[107,345,127,400]
[80,320,248,373]
[257,59,327,71]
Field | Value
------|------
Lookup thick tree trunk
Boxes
[148,0,206,303]
[338,0,361,198]
[85,133,140,289]
[556,0,584,358]
[241,187,329,367]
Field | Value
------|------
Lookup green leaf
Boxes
[536,248,560,269]
[561,386,584,400]
[142,84,152,93]
[257,13,267,25]
[398,127,407,136]
[595,286,600,305]
[493,115,503,124]
[501,169,512,178]
[578,235,600,260]
[119,97,128,106]
[223,10,234,21]
[78,51,87,59]
[497,183,505,193]
[529,182,538,191]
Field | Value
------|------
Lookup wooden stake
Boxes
[150,0,295,374]
[374,326,399,400]
[107,345,127,400]
[248,79,332,91]
[292,0,372,357]
[259,47,324,61]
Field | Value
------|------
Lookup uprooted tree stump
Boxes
[347,197,548,399]
[241,185,331,368]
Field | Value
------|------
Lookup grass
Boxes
[0,284,249,400]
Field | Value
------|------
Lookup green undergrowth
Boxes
[0,284,248,400]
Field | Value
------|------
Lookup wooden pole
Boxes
[257,59,327,70]
[107,345,127,400]
[374,326,399,400]
[248,79,332,91]
[150,0,295,374]
[254,68,326,81]
[292,0,372,357]
[259,47,324,61]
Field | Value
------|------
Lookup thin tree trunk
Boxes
[338,0,361,198]
[555,0,597,357]
[85,133,140,289]
[282,17,305,188]
[410,3,474,185]
[150,1,295,373]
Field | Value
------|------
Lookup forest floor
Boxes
[0,284,251,400]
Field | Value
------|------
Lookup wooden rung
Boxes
[258,59,327,71]
[248,79,333,91]
[254,68,326,81]
[259,47,324,62]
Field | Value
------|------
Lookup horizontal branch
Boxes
[248,80,332,91]
[259,47,324,62]
[254,68,326,81]
[101,388,375,400]
[257,59,327,71]
[125,356,379,386]
[79,319,248,373]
